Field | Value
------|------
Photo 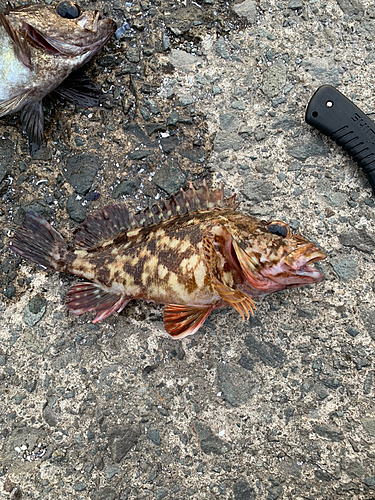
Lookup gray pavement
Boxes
[1,0,375,499]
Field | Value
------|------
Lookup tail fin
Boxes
[10,212,68,271]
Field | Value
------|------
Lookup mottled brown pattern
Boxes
[184,274,198,294]
[10,185,326,337]
[65,206,324,306]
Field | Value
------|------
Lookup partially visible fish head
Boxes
[9,2,116,67]
[227,217,326,294]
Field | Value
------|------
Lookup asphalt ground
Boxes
[1,0,375,499]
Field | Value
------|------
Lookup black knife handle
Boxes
[305,84,375,194]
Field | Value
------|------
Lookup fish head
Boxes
[226,216,326,294]
[10,2,116,65]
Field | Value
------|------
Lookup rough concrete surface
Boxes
[1,0,375,499]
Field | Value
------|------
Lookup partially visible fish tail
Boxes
[10,212,68,271]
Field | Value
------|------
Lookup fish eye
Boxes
[266,221,290,238]
[57,1,81,19]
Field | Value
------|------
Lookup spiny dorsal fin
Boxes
[0,12,32,69]
[0,2,16,16]
[73,181,238,250]
[73,203,137,250]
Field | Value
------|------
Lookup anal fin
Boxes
[66,282,130,323]
[163,304,213,339]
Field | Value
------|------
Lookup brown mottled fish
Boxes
[10,183,326,338]
[0,1,116,154]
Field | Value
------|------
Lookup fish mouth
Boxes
[264,245,327,286]
[287,247,327,283]
[295,251,327,281]
[77,10,101,33]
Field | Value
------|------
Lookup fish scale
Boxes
[10,183,326,339]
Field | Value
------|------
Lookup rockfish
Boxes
[0,1,116,154]
[10,183,326,338]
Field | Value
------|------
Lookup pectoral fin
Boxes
[202,236,256,320]
[163,304,213,338]
[66,282,130,323]
[20,101,44,155]
[53,69,104,108]
[209,276,256,320]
